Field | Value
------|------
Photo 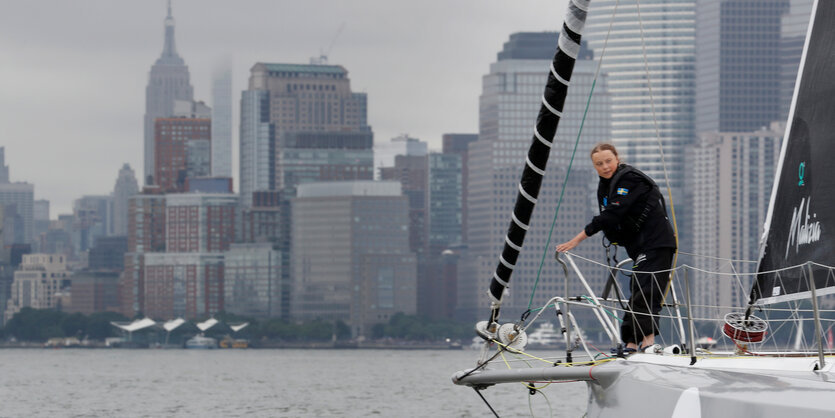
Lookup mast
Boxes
[486,0,591,326]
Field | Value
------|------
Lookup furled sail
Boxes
[753,0,835,305]
[486,0,590,325]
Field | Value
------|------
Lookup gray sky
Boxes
[0,0,568,216]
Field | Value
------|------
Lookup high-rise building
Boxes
[585,0,695,195]
[291,181,416,337]
[72,195,112,253]
[32,199,49,249]
[687,122,782,317]
[375,135,428,175]
[460,33,611,322]
[428,152,463,255]
[144,252,225,319]
[380,154,429,255]
[111,164,139,236]
[120,192,166,317]
[154,117,212,193]
[69,270,120,315]
[224,242,283,318]
[696,0,791,134]
[779,0,814,122]
[140,192,237,319]
[211,61,233,178]
[0,147,8,183]
[239,90,275,208]
[442,134,478,243]
[0,183,35,245]
[165,193,237,253]
[239,62,372,204]
[143,3,194,185]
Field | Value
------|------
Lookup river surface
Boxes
[0,348,588,417]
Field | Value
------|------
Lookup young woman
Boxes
[556,143,676,351]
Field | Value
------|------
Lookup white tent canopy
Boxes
[230,322,249,333]
[196,318,219,332]
[162,318,186,332]
[111,317,156,333]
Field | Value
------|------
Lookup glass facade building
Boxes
[460,33,611,322]
[586,0,696,195]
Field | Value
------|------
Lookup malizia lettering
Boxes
[785,196,822,258]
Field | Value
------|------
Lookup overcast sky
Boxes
[0,0,569,216]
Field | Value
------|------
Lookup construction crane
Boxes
[310,23,345,65]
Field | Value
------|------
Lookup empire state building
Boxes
[143,1,194,185]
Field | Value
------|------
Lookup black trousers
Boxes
[620,247,675,345]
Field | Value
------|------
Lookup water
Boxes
[0,348,588,417]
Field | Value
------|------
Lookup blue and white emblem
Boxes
[616,188,629,196]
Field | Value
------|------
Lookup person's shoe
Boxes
[610,344,636,356]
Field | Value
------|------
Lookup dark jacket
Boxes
[583,164,677,258]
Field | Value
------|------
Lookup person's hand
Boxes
[555,231,588,253]
[555,239,578,253]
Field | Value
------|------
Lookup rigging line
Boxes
[676,250,758,264]
[631,0,682,300]
[527,0,621,312]
[473,387,501,418]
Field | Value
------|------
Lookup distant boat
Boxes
[525,322,562,349]
[185,335,217,349]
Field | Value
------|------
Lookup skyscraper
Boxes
[585,0,696,195]
[239,62,372,205]
[154,117,212,193]
[291,181,416,337]
[0,147,8,183]
[460,33,611,321]
[111,164,139,236]
[143,2,194,185]
[779,0,814,122]
[696,0,791,134]
[687,123,782,317]
[442,134,478,244]
[211,61,234,178]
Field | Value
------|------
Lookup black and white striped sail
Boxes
[487,0,590,323]
[753,0,835,305]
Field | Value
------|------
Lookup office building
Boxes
[780,0,814,122]
[211,61,233,178]
[224,242,283,318]
[0,182,35,245]
[291,181,416,337]
[375,135,428,175]
[696,0,791,134]
[586,0,695,195]
[460,33,611,322]
[687,123,782,317]
[154,117,212,193]
[4,254,70,323]
[111,164,139,237]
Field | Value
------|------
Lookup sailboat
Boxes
[452,0,835,416]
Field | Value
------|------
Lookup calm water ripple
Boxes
[0,348,587,417]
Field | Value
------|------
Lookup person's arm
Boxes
[556,230,589,252]
[586,174,650,235]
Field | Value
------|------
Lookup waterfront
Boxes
[0,348,587,417]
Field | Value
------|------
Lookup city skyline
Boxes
[0,0,569,215]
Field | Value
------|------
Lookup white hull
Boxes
[455,352,835,417]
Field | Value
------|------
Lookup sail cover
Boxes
[753,0,835,304]
[486,0,590,324]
